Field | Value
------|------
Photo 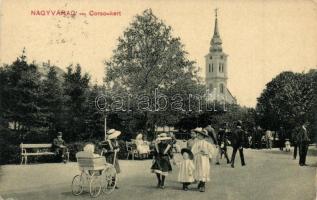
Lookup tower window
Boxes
[220,84,224,93]
[219,64,221,72]
[208,64,211,72]
[210,56,212,59]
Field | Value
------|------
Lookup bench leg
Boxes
[66,152,70,162]
[20,156,24,165]
[25,156,28,165]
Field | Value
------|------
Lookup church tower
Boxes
[205,9,236,104]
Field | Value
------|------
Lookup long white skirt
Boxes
[194,154,211,182]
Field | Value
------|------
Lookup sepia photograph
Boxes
[0,0,316,199]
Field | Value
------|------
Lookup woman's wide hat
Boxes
[156,133,172,141]
[181,148,194,160]
[107,129,121,140]
[192,127,209,137]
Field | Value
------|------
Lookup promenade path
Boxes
[0,147,316,200]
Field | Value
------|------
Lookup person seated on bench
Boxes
[135,133,150,159]
[52,132,67,163]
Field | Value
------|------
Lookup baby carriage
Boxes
[71,151,117,197]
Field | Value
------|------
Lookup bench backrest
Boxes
[20,143,53,149]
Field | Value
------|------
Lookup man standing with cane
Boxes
[230,120,246,168]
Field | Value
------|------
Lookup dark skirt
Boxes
[105,153,121,174]
[151,155,172,175]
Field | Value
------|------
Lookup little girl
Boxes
[176,148,195,191]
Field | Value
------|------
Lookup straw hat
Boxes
[192,127,209,137]
[136,133,143,140]
[107,129,121,140]
[156,133,172,141]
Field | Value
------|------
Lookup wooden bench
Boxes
[20,143,69,164]
[125,142,139,160]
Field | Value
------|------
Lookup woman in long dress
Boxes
[191,128,214,192]
[102,129,121,189]
[151,133,173,189]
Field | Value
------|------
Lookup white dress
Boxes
[135,139,150,154]
[177,159,195,183]
[191,140,214,182]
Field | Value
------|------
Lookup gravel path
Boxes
[0,147,316,200]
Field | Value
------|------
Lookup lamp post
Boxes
[104,117,107,141]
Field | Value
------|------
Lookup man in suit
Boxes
[217,122,231,164]
[278,126,286,151]
[52,132,67,163]
[297,122,310,166]
[230,120,246,168]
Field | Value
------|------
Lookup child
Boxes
[151,133,173,189]
[176,148,195,191]
[285,139,291,152]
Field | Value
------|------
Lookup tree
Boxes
[84,84,105,140]
[0,49,42,135]
[40,65,63,136]
[62,64,90,141]
[256,70,316,138]
[104,9,204,135]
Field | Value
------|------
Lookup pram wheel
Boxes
[89,173,102,197]
[71,174,84,196]
[102,165,117,194]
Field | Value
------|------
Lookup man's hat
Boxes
[57,132,63,137]
[181,148,194,160]
[236,120,242,127]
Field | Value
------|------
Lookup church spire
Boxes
[210,8,222,52]
[213,8,220,37]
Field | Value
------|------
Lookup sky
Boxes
[0,0,316,107]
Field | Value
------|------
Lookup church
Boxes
[205,10,236,105]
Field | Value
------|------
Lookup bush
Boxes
[0,128,20,164]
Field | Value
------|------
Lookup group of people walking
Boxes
[151,120,247,192]
[51,119,311,193]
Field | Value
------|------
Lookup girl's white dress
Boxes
[135,139,150,154]
[177,159,195,183]
[191,139,214,182]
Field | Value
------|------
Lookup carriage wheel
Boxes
[89,174,102,197]
[71,175,84,196]
[102,166,117,194]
